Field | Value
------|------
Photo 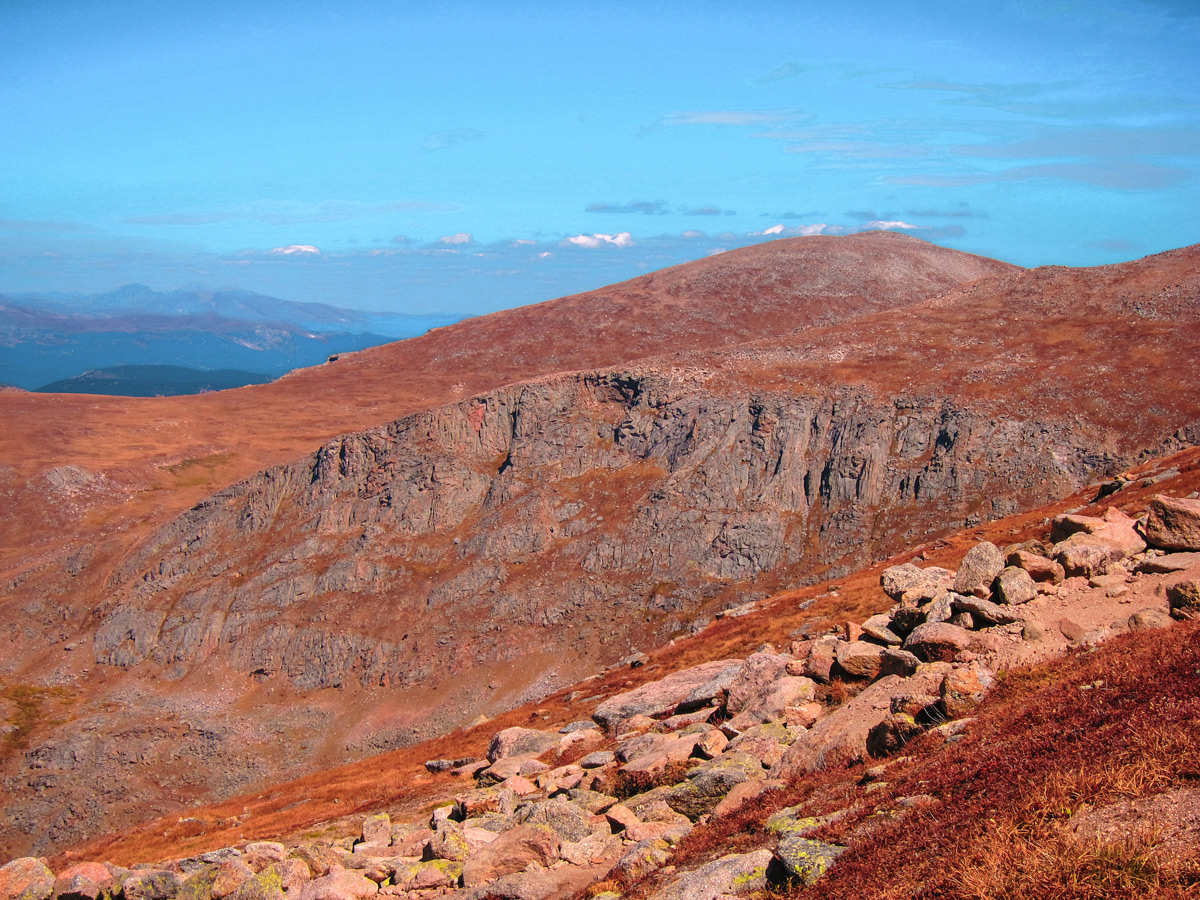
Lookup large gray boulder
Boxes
[953,542,1004,596]
[1144,495,1200,550]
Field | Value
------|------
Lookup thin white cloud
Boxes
[864,220,919,230]
[268,244,321,255]
[438,232,473,245]
[422,128,486,152]
[662,110,799,127]
[565,232,634,248]
[751,224,829,237]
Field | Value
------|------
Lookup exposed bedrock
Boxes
[95,368,1120,697]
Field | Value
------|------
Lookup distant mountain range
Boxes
[0,285,466,392]
[33,364,272,396]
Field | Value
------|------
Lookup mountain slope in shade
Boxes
[34,365,272,397]
[0,284,464,390]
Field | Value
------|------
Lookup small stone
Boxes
[860,614,902,646]
[952,593,1022,625]
[578,750,614,769]
[771,837,845,887]
[1007,549,1065,584]
[941,663,993,719]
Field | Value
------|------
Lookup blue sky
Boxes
[1,0,1198,314]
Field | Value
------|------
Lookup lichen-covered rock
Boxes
[0,858,54,900]
[1167,579,1200,620]
[941,663,994,719]
[227,869,285,900]
[122,871,183,900]
[953,542,1004,596]
[880,563,931,601]
[612,839,671,882]
[389,859,462,892]
[651,848,774,900]
[770,836,845,886]
[993,567,1038,605]
[514,798,595,843]
[879,647,921,677]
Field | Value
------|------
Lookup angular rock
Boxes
[212,860,257,899]
[953,542,1004,597]
[611,839,671,882]
[426,823,470,862]
[1145,495,1200,550]
[461,825,560,887]
[941,663,994,719]
[592,660,743,731]
[1167,579,1200,620]
[679,661,745,711]
[388,860,462,892]
[652,849,774,900]
[952,593,1022,625]
[0,859,54,900]
[566,788,619,814]
[1007,549,1065,584]
[880,563,946,601]
[773,668,949,777]
[903,622,972,662]
[724,652,792,716]
[515,798,595,843]
[835,641,884,680]
[878,647,921,678]
[1128,607,1174,630]
[360,813,391,846]
[923,591,954,625]
[579,750,614,769]
[227,870,286,900]
[1136,552,1200,574]
[889,601,927,638]
[727,676,816,729]
[297,871,378,900]
[122,871,183,900]
[666,756,760,821]
[1055,534,1123,578]
[771,837,845,887]
[860,614,902,646]
[487,727,561,762]
[991,567,1038,606]
[784,702,825,729]
[52,863,113,900]
[866,713,923,757]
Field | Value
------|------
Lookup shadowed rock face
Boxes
[4,236,1200,860]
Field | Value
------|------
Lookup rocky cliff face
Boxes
[93,369,1114,703]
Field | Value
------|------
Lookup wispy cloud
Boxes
[564,232,633,248]
[124,200,461,227]
[268,244,321,255]
[752,223,831,237]
[422,128,486,152]
[659,109,802,127]
[890,161,1187,191]
[438,232,473,245]
[586,201,667,215]
[683,206,736,216]
[0,217,95,233]
[755,63,804,84]
[863,220,919,231]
